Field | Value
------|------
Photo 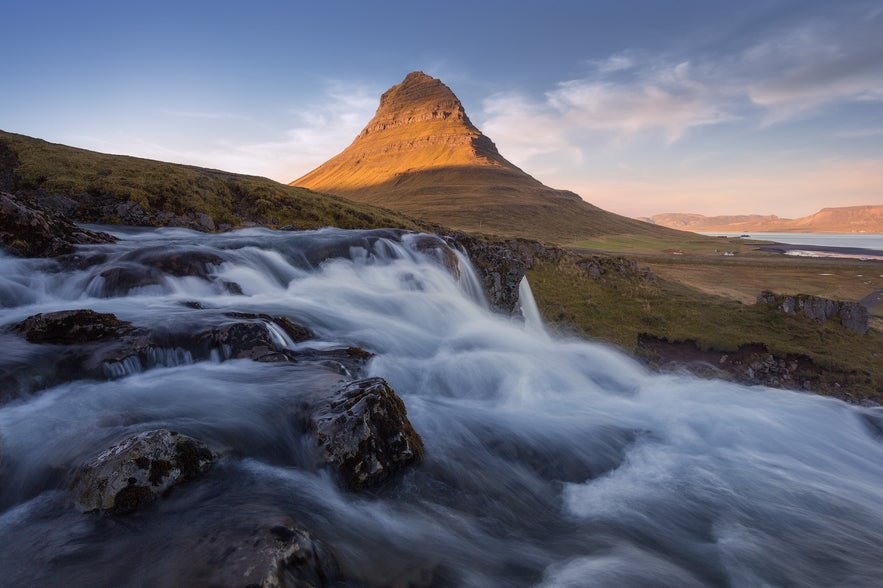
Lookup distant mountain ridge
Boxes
[650,205,883,233]
[293,71,683,244]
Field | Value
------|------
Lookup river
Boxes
[1,227,883,586]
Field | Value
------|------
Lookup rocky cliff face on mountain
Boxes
[650,205,883,233]
[293,71,682,244]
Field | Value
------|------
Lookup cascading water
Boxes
[1,226,883,587]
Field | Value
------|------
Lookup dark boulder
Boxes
[94,265,166,297]
[11,309,136,344]
[175,520,340,587]
[0,192,115,257]
[72,429,214,513]
[310,377,423,490]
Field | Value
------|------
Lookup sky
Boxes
[2,0,882,218]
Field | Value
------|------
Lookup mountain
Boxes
[292,71,682,244]
[0,129,417,232]
[651,206,883,233]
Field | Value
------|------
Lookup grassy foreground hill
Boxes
[0,129,417,232]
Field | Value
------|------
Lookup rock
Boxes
[3,310,315,400]
[310,377,423,490]
[95,265,166,297]
[0,191,115,257]
[72,429,214,513]
[839,302,869,335]
[11,309,136,344]
[225,312,313,343]
[295,346,374,378]
[173,518,340,587]
[756,291,870,335]
[445,234,525,314]
[412,233,461,279]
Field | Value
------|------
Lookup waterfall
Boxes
[1,226,882,587]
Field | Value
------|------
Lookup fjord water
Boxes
[1,227,883,586]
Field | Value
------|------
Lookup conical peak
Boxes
[366,71,473,133]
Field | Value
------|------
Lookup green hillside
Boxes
[0,129,418,232]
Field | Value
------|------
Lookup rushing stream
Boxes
[1,227,883,587]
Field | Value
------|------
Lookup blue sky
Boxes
[2,0,882,217]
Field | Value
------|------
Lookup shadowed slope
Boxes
[292,72,683,243]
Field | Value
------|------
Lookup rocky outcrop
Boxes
[637,334,870,402]
[451,236,526,314]
[72,429,214,513]
[757,291,869,334]
[576,256,657,282]
[310,377,423,490]
[0,191,115,257]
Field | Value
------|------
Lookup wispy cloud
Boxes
[479,7,883,178]
[743,18,883,123]
[76,80,380,183]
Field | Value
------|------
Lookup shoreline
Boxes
[756,242,883,259]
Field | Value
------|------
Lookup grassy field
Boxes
[526,256,883,401]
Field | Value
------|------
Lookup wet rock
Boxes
[412,233,461,279]
[225,312,313,343]
[310,377,423,490]
[3,310,314,401]
[96,265,166,296]
[0,191,115,257]
[447,235,525,314]
[175,518,340,587]
[72,429,214,513]
[136,249,224,278]
[296,346,374,377]
[11,309,136,344]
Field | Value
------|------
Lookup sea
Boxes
[701,232,883,260]
[701,232,883,250]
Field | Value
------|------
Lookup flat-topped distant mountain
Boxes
[292,71,684,244]
[651,206,883,233]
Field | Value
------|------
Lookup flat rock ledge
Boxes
[72,429,214,513]
[310,377,424,490]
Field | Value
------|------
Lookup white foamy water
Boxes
[1,227,882,586]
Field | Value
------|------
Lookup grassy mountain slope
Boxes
[0,129,418,232]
